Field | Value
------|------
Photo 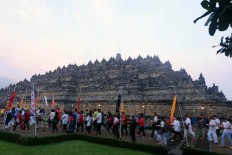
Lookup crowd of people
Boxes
[1,106,232,149]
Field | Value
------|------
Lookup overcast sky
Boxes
[0,0,231,100]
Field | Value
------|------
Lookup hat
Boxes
[26,108,29,110]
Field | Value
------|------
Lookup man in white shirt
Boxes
[207,116,218,144]
[172,117,183,141]
[61,111,69,131]
[113,114,119,138]
[49,109,55,128]
[213,115,221,137]
[184,114,196,140]
[219,118,232,148]
[96,109,102,135]
[149,112,158,139]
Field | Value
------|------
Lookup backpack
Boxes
[191,117,197,125]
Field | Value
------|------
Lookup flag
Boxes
[35,96,39,106]
[170,96,177,123]
[116,94,121,114]
[6,91,16,111]
[51,95,55,109]
[19,96,24,109]
[76,96,80,111]
[120,98,124,112]
[31,91,35,115]
[44,96,48,107]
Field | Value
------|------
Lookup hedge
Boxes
[182,147,226,155]
[0,130,20,143]
[0,130,167,155]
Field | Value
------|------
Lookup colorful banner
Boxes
[31,91,35,115]
[170,95,177,123]
[76,96,80,111]
[6,91,16,111]
[44,96,48,107]
[51,95,55,109]
[35,95,39,106]
[19,96,24,109]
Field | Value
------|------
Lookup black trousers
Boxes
[96,123,101,135]
[113,125,119,138]
[77,122,84,132]
[121,124,128,135]
[130,127,136,141]
[138,126,146,136]
[23,121,30,130]
[173,131,183,140]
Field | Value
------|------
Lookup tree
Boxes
[194,0,232,57]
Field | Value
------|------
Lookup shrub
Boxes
[0,130,167,155]
[182,147,226,155]
[0,130,20,143]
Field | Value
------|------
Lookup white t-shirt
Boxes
[185,117,192,129]
[97,113,102,123]
[86,116,92,127]
[49,112,55,120]
[173,120,181,132]
[61,114,69,124]
[222,121,231,133]
[214,118,220,129]
[153,116,158,123]
[160,120,165,128]
[114,117,119,125]
[209,119,216,132]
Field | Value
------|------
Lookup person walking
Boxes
[184,114,196,141]
[96,109,102,135]
[171,117,183,141]
[52,112,59,132]
[113,114,119,138]
[93,109,98,132]
[149,112,158,139]
[207,116,218,144]
[61,111,69,132]
[77,110,84,133]
[12,110,24,133]
[121,112,128,135]
[219,118,232,148]
[130,114,136,142]
[106,111,113,133]
[137,113,146,138]
[86,112,93,134]
[23,108,30,130]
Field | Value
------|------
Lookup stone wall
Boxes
[21,101,231,118]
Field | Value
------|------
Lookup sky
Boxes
[0,0,231,100]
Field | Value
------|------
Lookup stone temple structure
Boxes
[0,54,230,116]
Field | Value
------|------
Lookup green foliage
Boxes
[194,0,232,57]
[182,147,226,155]
[0,130,20,143]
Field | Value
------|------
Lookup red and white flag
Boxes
[76,96,80,111]
[44,96,48,107]
[31,91,35,115]
[51,95,55,109]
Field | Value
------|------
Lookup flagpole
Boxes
[119,87,122,140]
[33,83,37,137]
[172,86,188,147]
[24,89,27,109]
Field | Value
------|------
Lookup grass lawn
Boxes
[0,140,154,155]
